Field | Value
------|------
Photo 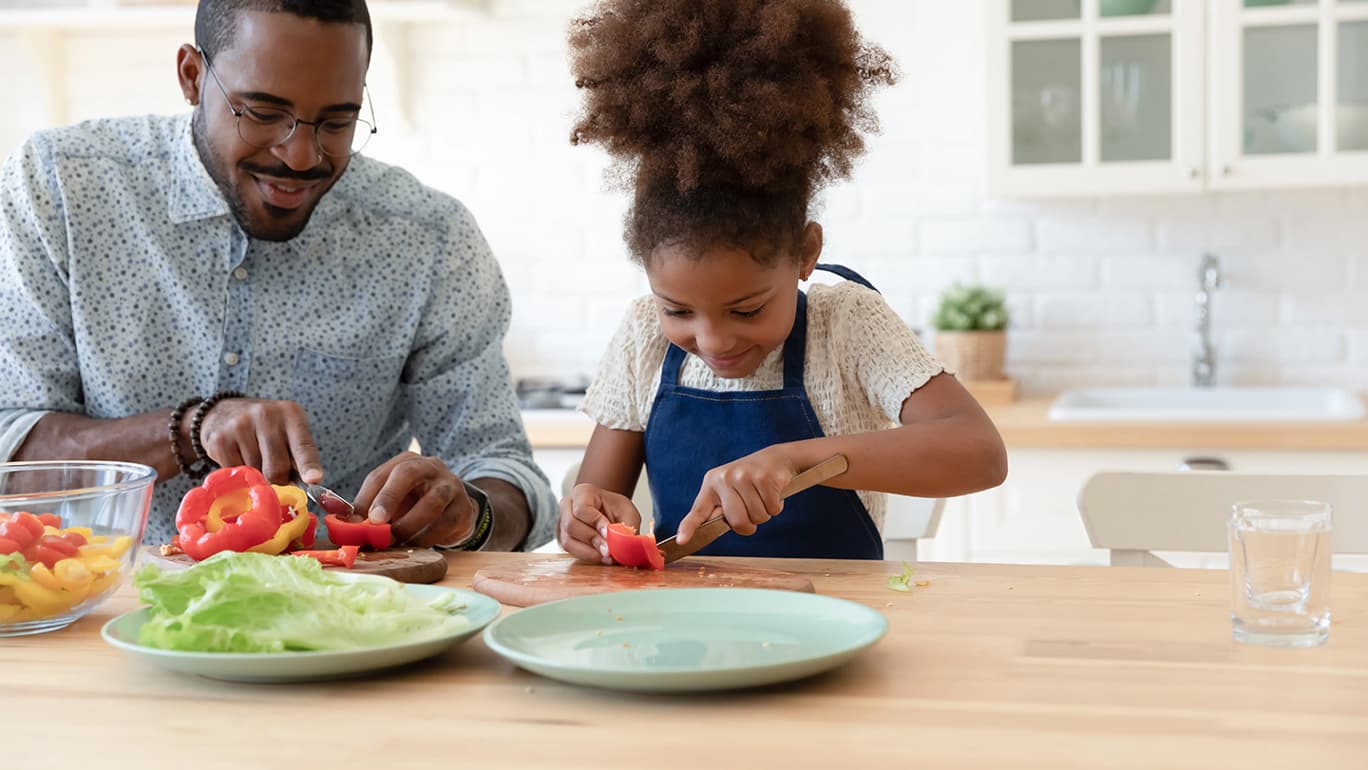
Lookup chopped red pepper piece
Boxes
[175,466,282,561]
[0,512,45,550]
[291,545,360,569]
[35,513,62,529]
[324,514,392,550]
[605,523,665,571]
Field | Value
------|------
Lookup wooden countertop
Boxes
[525,398,1368,450]
[14,553,1368,769]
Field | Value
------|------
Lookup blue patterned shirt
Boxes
[0,114,556,547]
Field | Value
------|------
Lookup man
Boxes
[0,0,556,551]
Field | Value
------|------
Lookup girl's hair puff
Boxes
[569,0,897,265]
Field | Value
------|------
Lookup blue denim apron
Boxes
[642,264,884,559]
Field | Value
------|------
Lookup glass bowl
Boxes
[0,461,155,636]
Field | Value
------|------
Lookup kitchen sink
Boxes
[1048,387,1365,422]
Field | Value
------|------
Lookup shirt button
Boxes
[233,267,249,281]
[224,352,241,366]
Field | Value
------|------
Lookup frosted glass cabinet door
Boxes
[1243,25,1318,155]
[1340,20,1368,152]
[1011,38,1083,164]
[1100,34,1172,162]
[1011,0,1079,22]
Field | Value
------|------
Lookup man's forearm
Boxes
[469,477,532,551]
[14,410,189,482]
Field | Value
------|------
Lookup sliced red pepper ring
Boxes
[605,523,665,571]
[324,514,392,550]
[291,545,360,569]
[175,466,282,561]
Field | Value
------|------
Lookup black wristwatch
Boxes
[439,481,494,551]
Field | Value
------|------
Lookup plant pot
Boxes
[934,330,1007,382]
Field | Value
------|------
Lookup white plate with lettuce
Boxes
[101,551,501,682]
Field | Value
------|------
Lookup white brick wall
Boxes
[2,0,1364,394]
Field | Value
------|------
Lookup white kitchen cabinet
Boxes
[988,0,1368,196]
[1209,0,1368,188]
[922,446,1368,569]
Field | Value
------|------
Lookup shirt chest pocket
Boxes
[291,348,407,473]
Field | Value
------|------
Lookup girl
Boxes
[558,0,1007,562]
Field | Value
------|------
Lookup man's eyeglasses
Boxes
[199,50,377,158]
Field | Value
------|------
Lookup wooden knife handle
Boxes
[779,454,849,498]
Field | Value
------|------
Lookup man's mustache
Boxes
[238,162,333,182]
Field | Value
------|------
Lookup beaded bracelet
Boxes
[187,389,246,477]
[439,481,494,551]
[168,396,210,479]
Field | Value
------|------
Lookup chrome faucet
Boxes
[1192,252,1220,387]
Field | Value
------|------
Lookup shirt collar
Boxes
[167,114,232,225]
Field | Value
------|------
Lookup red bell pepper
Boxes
[35,513,62,529]
[324,514,391,550]
[20,533,81,569]
[0,511,45,550]
[175,467,282,561]
[605,523,665,571]
[291,545,360,569]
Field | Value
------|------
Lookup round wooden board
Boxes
[140,546,449,584]
[471,556,815,607]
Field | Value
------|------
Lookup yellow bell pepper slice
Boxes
[12,580,79,616]
[0,604,20,622]
[205,488,254,533]
[247,510,312,555]
[28,563,61,592]
[53,558,94,595]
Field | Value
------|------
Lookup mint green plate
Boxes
[482,588,887,692]
[100,584,500,683]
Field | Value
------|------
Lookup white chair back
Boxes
[1077,470,1368,567]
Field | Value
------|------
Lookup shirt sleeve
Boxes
[0,134,84,422]
[402,200,557,550]
[580,297,656,432]
[831,284,946,423]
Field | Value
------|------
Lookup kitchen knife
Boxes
[655,454,850,564]
[290,471,356,518]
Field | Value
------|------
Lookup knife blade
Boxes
[655,454,850,564]
[290,471,356,518]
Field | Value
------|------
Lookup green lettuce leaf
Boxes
[132,551,469,653]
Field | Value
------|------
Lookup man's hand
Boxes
[352,452,478,547]
[197,398,323,484]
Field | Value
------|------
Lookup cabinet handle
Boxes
[1179,456,1230,471]
[1220,165,1232,177]
[1189,167,1200,180]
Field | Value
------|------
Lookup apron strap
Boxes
[781,291,807,389]
[814,263,879,293]
[660,341,688,387]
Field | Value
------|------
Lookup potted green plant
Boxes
[932,284,1009,382]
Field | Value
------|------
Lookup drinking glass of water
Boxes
[1229,499,1332,647]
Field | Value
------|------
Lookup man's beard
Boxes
[190,109,338,243]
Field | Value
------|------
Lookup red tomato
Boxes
[605,523,665,571]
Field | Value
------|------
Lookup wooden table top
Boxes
[10,552,1368,769]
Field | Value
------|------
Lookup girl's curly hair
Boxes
[569,0,897,265]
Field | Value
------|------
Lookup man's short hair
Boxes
[195,0,373,61]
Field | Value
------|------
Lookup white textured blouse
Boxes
[580,280,947,530]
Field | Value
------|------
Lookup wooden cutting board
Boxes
[471,556,815,607]
[140,546,449,584]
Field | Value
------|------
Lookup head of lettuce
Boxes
[133,551,469,653]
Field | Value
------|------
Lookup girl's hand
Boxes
[558,483,643,564]
[676,448,798,544]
